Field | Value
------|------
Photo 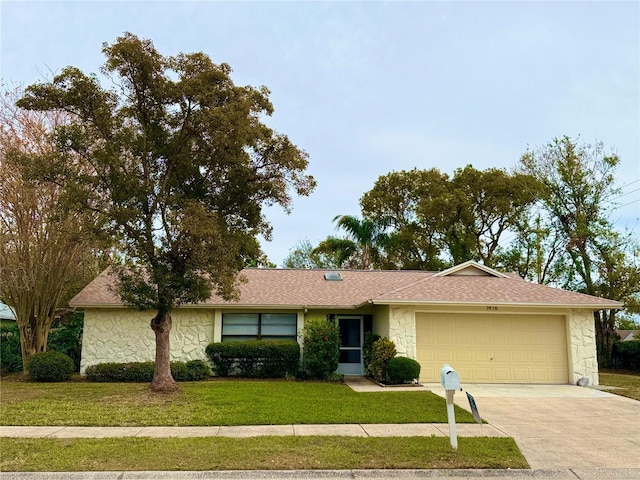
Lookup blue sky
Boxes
[2,1,639,266]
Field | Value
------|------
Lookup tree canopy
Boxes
[0,85,104,369]
[18,33,315,390]
[520,136,640,366]
[359,166,541,269]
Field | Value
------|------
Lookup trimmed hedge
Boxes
[386,356,421,384]
[26,351,75,382]
[612,340,640,371]
[85,359,211,382]
[205,340,300,378]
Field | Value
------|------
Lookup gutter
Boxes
[369,299,624,309]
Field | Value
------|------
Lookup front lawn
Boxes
[599,370,640,401]
[0,378,477,426]
[0,436,528,471]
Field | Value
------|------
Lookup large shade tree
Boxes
[360,168,450,270]
[520,136,639,366]
[18,33,315,391]
[360,166,541,269]
[282,239,343,269]
[0,86,102,369]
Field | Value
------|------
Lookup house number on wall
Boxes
[486,306,499,311]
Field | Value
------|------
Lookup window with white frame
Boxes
[222,313,297,342]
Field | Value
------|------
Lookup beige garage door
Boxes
[416,313,568,384]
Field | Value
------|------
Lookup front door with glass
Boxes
[337,316,363,375]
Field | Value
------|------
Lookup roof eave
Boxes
[371,299,624,309]
[70,303,363,310]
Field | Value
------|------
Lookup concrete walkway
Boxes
[0,422,504,439]
[1,468,639,480]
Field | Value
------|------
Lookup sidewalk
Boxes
[1,468,639,479]
[0,422,505,438]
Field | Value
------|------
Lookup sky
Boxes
[2,0,639,266]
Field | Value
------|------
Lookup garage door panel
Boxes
[454,350,473,362]
[509,331,528,345]
[528,332,546,345]
[416,313,568,384]
[493,367,512,382]
[474,367,493,382]
[529,351,547,363]
[530,368,551,382]
[512,368,530,381]
[473,351,489,362]
[511,351,529,363]
[492,351,510,363]
[547,351,566,364]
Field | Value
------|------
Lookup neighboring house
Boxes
[0,301,16,326]
[616,330,640,342]
[70,260,622,386]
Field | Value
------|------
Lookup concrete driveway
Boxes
[424,383,640,469]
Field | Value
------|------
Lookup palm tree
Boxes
[313,215,389,269]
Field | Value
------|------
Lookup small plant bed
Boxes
[0,436,528,471]
[366,376,423,388]
[599,370,640,401]
[0,378,477,426]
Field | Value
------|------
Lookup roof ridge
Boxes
[370,271,436,301]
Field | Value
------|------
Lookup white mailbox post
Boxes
[440,364,461,451]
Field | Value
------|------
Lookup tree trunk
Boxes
[18,315,51,373]
[594,309,616,369]
[150,310,178,392]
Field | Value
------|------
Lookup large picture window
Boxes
[222,313,297,342]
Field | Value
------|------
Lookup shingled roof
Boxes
[69,261,622,310]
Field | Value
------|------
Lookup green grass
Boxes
[0,378,477,426]
[599,370,640,401]
[0,436,528,471]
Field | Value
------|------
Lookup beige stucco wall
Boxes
[80,304,601,385]
[80,308,215,374]
[567,309,599,386]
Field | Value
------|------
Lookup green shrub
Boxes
[1,324,22,375]
[386,356,421,384]
[47,312,83,372]
[86,362,154,382]
[171,361,189,381]
[363,331,381,371]
[366,337,396,383]
[86,360,212,382]
[185,359,211,380]
[612,340,640,370]
[26,351,75,382]
[205,341,300,378]
[302,317,340,380]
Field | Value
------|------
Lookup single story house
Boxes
[69,261,622,385]
[616,330,639,342]
[0,301,16,325]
